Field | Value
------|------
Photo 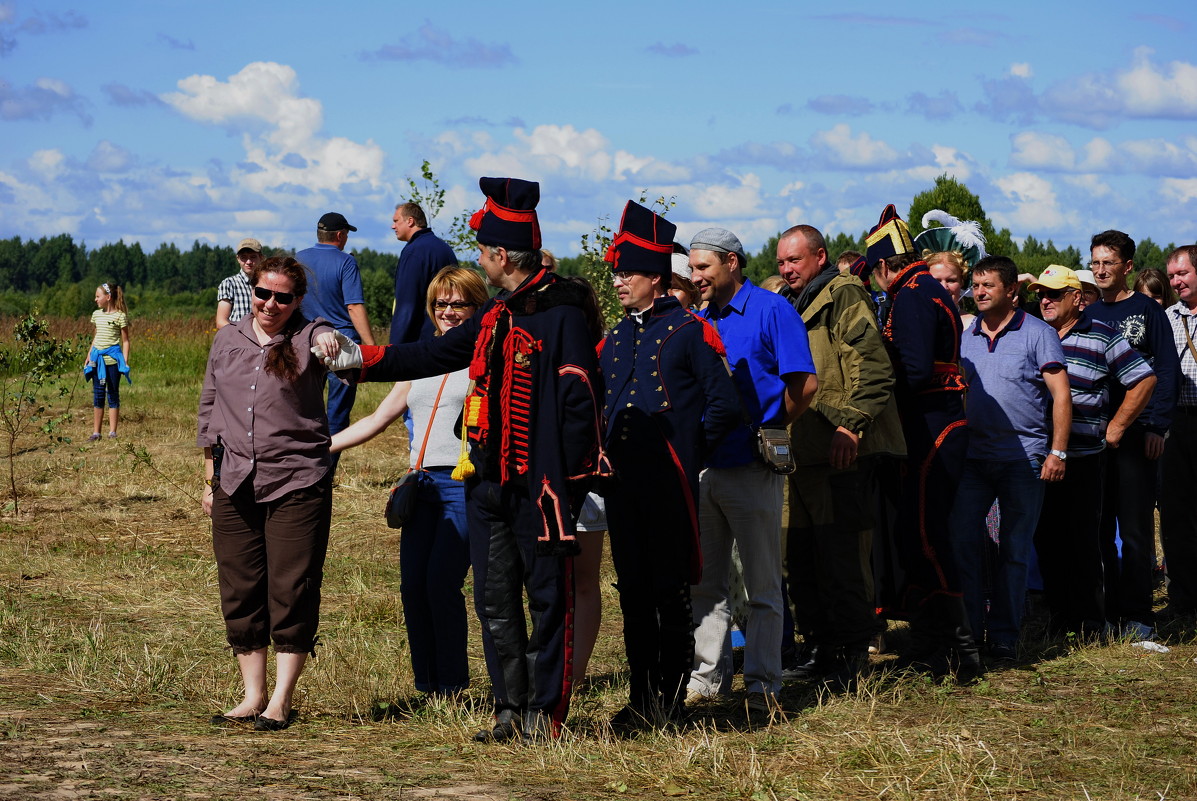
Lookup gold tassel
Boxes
[452,384,476,481]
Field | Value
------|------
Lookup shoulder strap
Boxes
[412,373,452,470]
[1181,313,1197,365]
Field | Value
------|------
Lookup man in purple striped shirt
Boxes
[1030,266,1155,639]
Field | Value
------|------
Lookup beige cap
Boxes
[236,237,263,254]
[1029,264,1082,292]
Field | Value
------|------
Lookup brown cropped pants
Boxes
[210,474,332,655]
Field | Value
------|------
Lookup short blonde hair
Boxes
[425,267,489,332]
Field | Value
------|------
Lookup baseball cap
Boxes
[317,212,357,232]
[236,237,262,254]
[1029,265,1082,292]
[1074,269,1098,291]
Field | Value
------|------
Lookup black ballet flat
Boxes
[254,710,298,731]
[210,713,259,726]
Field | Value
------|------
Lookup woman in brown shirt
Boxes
[198,255,341,731]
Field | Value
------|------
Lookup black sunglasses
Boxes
[1038,288,1075,301]
[253,286,296,305]
[432,300,476,311]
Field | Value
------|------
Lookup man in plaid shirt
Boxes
[216,237,261,328]
[1162,246,1197,620]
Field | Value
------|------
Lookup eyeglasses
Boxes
[612,271,644,284]
[1038,288,1076,301]
[432,300,476,311]
[1088,260,1124,270]
[253,287,296,305]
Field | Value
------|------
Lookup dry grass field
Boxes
[1,314,1196,800]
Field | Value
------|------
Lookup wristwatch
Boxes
[1049,449,1068,461]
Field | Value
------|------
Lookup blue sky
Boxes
[2,0,1196,262]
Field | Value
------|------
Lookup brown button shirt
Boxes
[197,314,334,502]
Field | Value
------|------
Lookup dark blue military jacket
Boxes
[598,295,740,580]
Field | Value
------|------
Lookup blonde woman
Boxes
[332,267,488,696]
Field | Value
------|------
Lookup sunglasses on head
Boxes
[1039,288,1075,301]
[253,286,296,305]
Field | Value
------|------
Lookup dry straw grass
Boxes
[1,315,1196,799]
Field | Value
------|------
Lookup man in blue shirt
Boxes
[685,227,817,715]
[295,212,375,468]
[389,202,458,346]
[950,255,1072,662]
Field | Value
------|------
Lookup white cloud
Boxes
[779,180,805,197]
[810,124,899,168]
[461,124,689,186]
[1161,178,1197,204]
[28,148,66,179]
[993,172,1071,230]
[1042,48,1197,127]
[689,173,764,221]
[1081,138,1116,171]
[1117,47,1197,117]
[1010,132,1076,170]
[1010,62,1033,78]
[162,61,385,198]
[232,209,280,228]
[1062,174,1113,199]
[86,141,133,172]
[1009,131,1197,177]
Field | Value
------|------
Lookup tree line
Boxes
[0,175,1183,326]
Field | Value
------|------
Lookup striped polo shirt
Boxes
[1060,312,1155,456]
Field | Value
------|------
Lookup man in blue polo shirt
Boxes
[950,255,1071,662]
[296,212,375,470]
[685,227,817,715]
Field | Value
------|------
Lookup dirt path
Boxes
[0,703,542,801]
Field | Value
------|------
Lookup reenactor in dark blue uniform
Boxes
[318,177,606,741]
[867,205,983,680]
[598,201,740,728]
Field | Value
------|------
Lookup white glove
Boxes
[311,331,363,371]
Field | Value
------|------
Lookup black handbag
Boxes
[385,469,425,529]
[383,374,450,530]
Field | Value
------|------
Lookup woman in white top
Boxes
[332,267,488,696]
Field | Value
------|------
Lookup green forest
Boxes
[0,176,1183,327]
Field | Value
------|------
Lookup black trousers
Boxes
[1034,451,1106,635]
[1161,411,1197,613]
[607,472,694,712]
[1098,426,1158,625]
[466,477,574,731]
